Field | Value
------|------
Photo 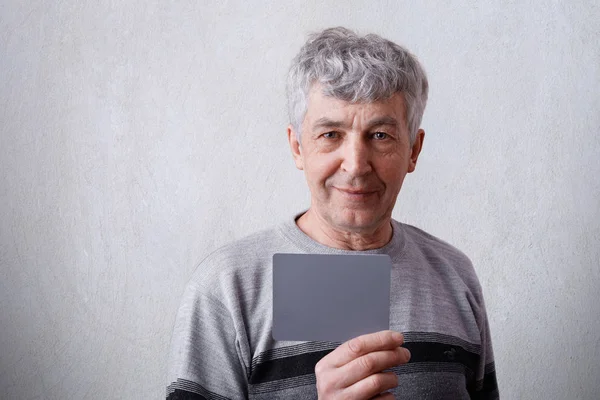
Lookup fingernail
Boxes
[402,347,411,359]
[392,331,403,342]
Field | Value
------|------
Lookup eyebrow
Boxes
[311,116,399,130]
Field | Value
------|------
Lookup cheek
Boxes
[375,159,407,190]
[305,155,339,185]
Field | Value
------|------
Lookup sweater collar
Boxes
[278,211,407,260]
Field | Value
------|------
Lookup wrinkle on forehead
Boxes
[304,86,408,134]
[311,115,400,132]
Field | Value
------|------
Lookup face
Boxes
[288,85,425,233]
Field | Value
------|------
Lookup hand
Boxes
[315,330,410,399]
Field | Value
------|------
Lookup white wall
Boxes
[1,1,598,399]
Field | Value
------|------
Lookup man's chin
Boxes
[330,210,387,233]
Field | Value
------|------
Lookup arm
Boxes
[468,286,499,399]
[166,282,248,400]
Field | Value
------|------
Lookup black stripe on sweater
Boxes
[249,340,481,385]
[166,378,230,400]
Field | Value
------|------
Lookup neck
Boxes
[296,209,393,251]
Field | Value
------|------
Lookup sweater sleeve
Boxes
[166,281,249,400]
[469,286,499,400]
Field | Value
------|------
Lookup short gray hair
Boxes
[286,27,429,144]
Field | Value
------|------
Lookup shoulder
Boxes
[397,221,482,293]
[399,222,471,264]
[186,225,286,298]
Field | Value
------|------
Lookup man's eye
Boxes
[373,132,388,140]
[322,132,338,139]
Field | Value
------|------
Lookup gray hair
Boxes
[286,27,429,144]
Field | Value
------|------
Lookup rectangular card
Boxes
[272,253,391,342]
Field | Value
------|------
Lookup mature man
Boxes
[167,27,499,399]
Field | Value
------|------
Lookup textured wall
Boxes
[1,1,599,399]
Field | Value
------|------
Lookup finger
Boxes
[326,330,405,368]
[337,347,410,387]
[343,371,399,399]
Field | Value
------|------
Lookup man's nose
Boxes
[340,137,372,176]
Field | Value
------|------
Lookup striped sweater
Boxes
[166,216,499,399]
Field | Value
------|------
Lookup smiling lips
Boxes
[335,187,378,199]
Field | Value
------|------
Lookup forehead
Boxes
[303,84,407,127]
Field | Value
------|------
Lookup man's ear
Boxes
[407,129,425,173]
[287,125,304,170]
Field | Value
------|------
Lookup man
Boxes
[166,27,499,399]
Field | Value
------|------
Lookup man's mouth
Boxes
[334,187,378,198]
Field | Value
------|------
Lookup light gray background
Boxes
[1,1,599,399]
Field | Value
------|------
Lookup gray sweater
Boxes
[166,216,499,399]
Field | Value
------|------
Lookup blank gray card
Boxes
[272,253,391,342]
